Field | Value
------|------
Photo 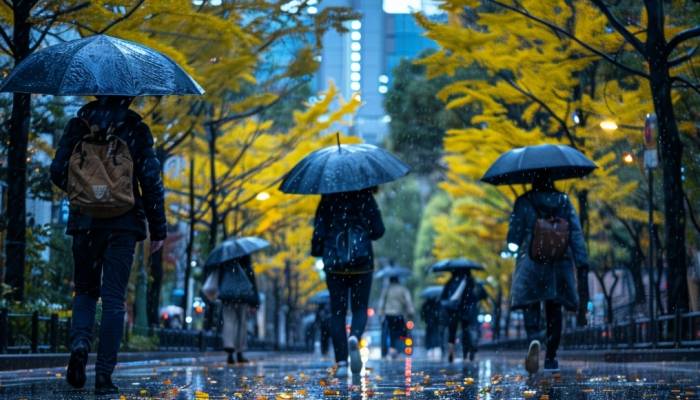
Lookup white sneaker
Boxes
[348,336,362,374]
[335,361,349,377]
[525,340,540,375]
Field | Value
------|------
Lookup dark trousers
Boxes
[70,231,136,376]
[424,320,442,350]
[320,321,331,355]
[446,311,477,356]
[325,272,372,363]
[385,315,407,351]
[523,301,562,360]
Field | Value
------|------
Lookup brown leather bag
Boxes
[66,120,135,218]
[528,198,570,263]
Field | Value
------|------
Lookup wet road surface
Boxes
[0,351,698,399]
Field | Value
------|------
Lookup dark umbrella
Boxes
[0,35,204,96]
[431,258,484,273]
[279,136,410,194]
[308,290,330,305]
[420,286,444,299]
[481,144,596,185]
[205,236,269,267]
[374,265,412,279]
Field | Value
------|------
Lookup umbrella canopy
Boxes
[205,236,269,267]
[279,141,410,195]
[431,258,484,273]
[420,286,444,299]
[0,35,204,96]
[481,144,596,185]
[308,290,330,305]
[374,265,412,279]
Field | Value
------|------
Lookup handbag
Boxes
[218,262,258,304]
[202,270,219,302]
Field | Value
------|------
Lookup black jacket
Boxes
[440,273,482,320]
[311,189,385,273]
[50,101,167,241]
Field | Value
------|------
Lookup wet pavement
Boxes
[0,350,699,399]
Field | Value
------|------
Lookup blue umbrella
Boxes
[279,136,410,194]
[420,286,444,299]
[481,144,596,185]
[308,290,330,305]
[431,258,484,273]
[205,236,269,267]
[374,265,412,279]
[0,35,204,96]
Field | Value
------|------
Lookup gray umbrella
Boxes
[374,265,412,279]
[0,35,204,96]
[308,290,330,305]
[279,137,410,195]
[481,144,596,185]
[431,258,484,273]
[205,236,269,267]
[420,286,444,299]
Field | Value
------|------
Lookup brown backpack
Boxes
[66,120,135,218]
[528,197,570,263]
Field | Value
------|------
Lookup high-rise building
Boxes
[315,0,442,144]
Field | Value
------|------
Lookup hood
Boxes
[77,101,142,136]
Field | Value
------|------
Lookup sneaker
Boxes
[525,340,540,375]
[335,361,349,377]
[348,336,362,374]
[237,352,250,364]
[95,373,119,395]
[543,358,559,372]
[66,344,88,389]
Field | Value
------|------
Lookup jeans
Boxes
[446,311,477,356]
[523,301,562,360]
[70,231,136,376]
[325,272,372,363]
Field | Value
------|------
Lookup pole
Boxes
[183,149,195,328]
[648,167,656,346]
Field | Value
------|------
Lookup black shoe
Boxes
[66,344,88,389]
[543,358,560,372]
[95,374,119,395]
[226,352,235,365]
[236,352,249,364]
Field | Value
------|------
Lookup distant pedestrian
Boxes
[440,270,485,362]
[210,255,259,365]
[50,96,166,395]
[311,188,385,376]
[507,176,589,374]
[421,296,443,357]
[378,276,415,358]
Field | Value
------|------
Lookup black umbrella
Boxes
[0,35,204,96]
[420,286,444,299]
[279,136,410,195]
[431,258,484,273]
[374,265,412,279]
[205,236,269,267]
[308,290,330,305]
[481,144,596,185]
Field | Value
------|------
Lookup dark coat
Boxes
[311,189,385,273]
[440,273,482,322]
[215,255,259,306]
[50,101,167,241]
[507,189,589,311]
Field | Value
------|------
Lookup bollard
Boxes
[0,308,7,353]
[31,311,39,353]
[49,314,58,352]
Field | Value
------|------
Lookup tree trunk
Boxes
[646,0,688,313]
[4,4,33,301]
[576,190,590,326]
[147,248,163,327]
[207,125,218,251]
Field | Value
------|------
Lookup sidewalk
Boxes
[483,348,700,362]
[0,351,223,371]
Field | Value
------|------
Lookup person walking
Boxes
[378,276,415,358]
[421,295,443,358]
[507,176,589,374]
[311,188,385,376]
[50,96,166,395]
[440,270,484,363]
[212,255,260,365]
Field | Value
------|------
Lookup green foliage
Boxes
[413,191,451,277]
[374,178,423,270]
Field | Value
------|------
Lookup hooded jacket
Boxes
[50,101,167,241]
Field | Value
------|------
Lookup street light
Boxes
[622,152,635,164]
[256,191,270,201]
[600,119,618,131]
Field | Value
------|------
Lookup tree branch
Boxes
[667,25,700,54]
[669,46,699,68]
[685,190,700,235]
[589,0,647,56]
[0,26,15,55]
[485,0,649,79]
[98,0,146,34]
[672,75,700,96]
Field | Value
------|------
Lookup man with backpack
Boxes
[50,96,166,394]
[506,176,589,374]
[311,188,385,377]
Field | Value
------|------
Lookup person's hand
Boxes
[150,240,164,254]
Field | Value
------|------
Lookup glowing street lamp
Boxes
[256,191,270,201]
[600,119,618,131]
[622,152,634,164]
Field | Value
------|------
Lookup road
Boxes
[0,350,698,399]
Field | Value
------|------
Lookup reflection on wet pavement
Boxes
[1,352,699,399]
